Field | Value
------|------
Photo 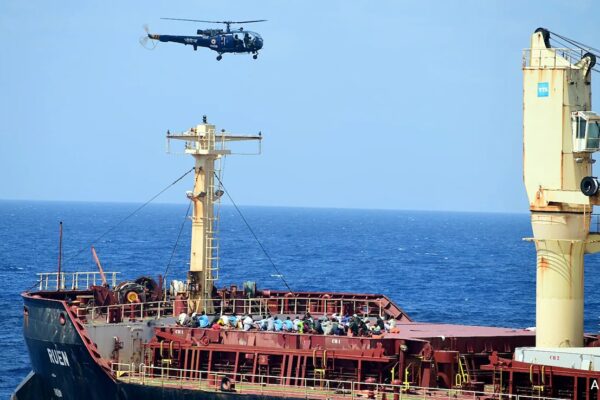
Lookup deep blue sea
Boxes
[3,200,600,398]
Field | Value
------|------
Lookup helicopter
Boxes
[141,18,266,60]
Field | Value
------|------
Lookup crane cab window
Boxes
[588,120,600,149]
[577,118,586,139]
[572,111,600,153]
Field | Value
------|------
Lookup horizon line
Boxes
[0,197,529,215]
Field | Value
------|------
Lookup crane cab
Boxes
[572,111,600,153]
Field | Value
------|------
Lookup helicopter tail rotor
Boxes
[139,24,158,50]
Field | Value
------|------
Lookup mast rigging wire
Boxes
[162,200,192,283]
[213,172,294,293]
[63,167,194,266]
[548,30,600,57]
[163,170,201,282]
[546,29,600,74]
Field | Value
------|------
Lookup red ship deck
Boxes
[25,274,541,398]
[391,322,535,339]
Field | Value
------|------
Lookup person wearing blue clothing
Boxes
[341,314,350,325]
[258,315,268,330]
[283,317,293,331]
[229,314,238,328]
[199,311,210,328]
[266,314,275,331]
[243,315,254,331]
[273,316,283,331]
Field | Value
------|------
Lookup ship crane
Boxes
[166,116,261,314]
[523,28,600,348]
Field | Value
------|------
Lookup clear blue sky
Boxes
[1,0,598,213]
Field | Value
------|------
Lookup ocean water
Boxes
[2,200,600,397]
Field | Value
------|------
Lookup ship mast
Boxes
[523,29,600,347]
[167,117,261,314]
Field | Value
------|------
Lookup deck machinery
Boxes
[12,28,600,400]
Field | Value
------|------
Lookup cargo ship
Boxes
[11,28,600,400]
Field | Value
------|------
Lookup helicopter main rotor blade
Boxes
[160,18,267,24]
[229,20,267,24]
[161,18,228,24]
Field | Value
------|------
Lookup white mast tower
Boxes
[167,116,261,314]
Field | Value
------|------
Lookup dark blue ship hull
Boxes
[15,295,117,399]
[13,294,287,400]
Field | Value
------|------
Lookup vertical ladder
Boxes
[204,131,223,283]
[455,355,470,388]
[493,367,503,395]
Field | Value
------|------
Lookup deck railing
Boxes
[522,48,586,69]
[77,300,173,321]
[36,271,119,291]
[78,296,388,323]
[111,362,568,400]
[213,296,386,318]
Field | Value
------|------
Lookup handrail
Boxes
[110,362,568,400]
[78,295,389,323]
[36,271,120,291]
[219,296,386,318]
[522,48,587,69]
[77,299,173,322]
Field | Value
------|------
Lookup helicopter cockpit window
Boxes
[243,32,255,47]
[232,34,243,47]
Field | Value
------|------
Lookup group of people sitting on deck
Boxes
[177,311,400,337]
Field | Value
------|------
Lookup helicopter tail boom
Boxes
[148,34,210,49]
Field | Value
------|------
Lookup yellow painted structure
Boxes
[167,119,261,314]
[523,30,599,347]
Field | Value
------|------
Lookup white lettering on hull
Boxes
[47,348,70,367]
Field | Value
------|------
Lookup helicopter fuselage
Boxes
[148,30,263,56]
